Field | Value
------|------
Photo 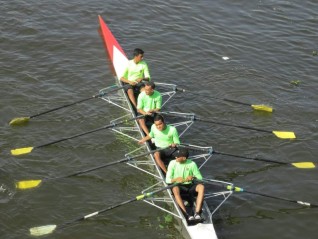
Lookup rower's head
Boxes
[133,48,144,63]
[154,115,165,131]
[175,149,189,163]
[144,82,155,95]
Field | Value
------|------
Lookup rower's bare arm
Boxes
[138,135,151,144]
[120,77,136,85]
[120,77,128,83]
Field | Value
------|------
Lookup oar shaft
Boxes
[29,85,125,119]
[63,158,129,178]
[37,124,113,148]
[219,98,251,106]
[17,148,162,190]
[60,183,177,229]
[196,117,272,134]
[30,96,97,118]
[62,198,137,228]
[187,91,250,106]
[160,111,272,134]
[159,112,293,138]
[187,91,262,107]
[243,190,318,207]
[37,116,142,149]
[213,151,287,165]
[200,178,318,208]
[58,149,160,178]
[28,182,179,236]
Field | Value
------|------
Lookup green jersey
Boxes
[166,159,203,184]
[137,90,162,112]
[149,124,180,148]
[122,59,151,82]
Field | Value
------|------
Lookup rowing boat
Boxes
[98,15,232,239]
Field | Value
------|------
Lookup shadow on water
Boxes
[216,164,282,182]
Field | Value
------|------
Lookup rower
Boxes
[138,114,180,174]
[137,81,162,135]
[120,48,151,108]
[165,148,204,222]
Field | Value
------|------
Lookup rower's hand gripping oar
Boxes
[160,111,295,139]
[9,85,127,126]
[11,115,143,156]
[199,178,318,208]
[29,183,179,237]
[213,150,315,169]
[16,148,163,190]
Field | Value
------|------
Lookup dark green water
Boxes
[1,0,317,238]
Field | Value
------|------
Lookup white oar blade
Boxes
[30,225,57,236]
[251,104,273,112]
[272,131,296,139]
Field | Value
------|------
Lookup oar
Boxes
[200,178,318,208]
[177,143,314,169]
[185,91,273,112]
[227,185,318,208]
[222,98,273,112]
[11,115,143,156]
[160,111,296,139]
[16,149,162,190]
[197,117,296,139]
[29,183,178,237]
[9,85,126,126]
[213,150,315,169]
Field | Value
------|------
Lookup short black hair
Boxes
[133,48,144,57]
[144,81,155,89]
[175,149,189,158]
[154,114,164,123]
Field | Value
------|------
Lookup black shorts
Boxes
[178,183,198,197]
[123,82,145,93]
[158,147,178,165]
[136,113,156,122]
